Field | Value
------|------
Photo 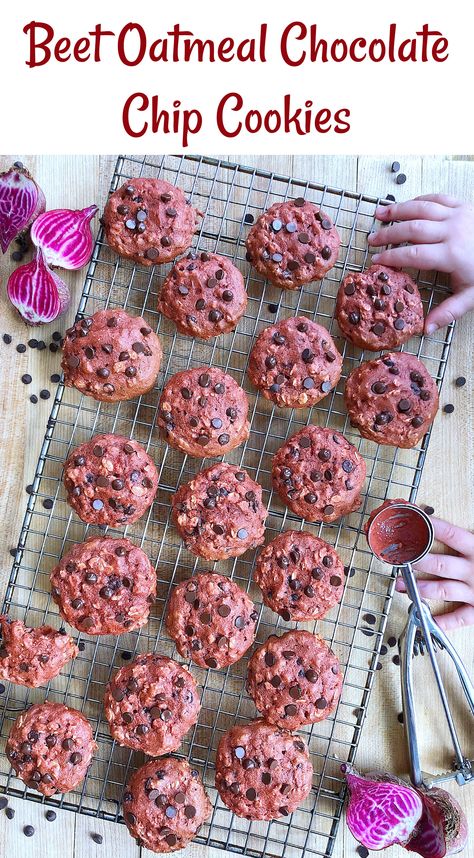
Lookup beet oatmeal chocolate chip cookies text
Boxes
[253,531,344,622]
[248,316,343,408]
[62,309,162,402]
[104,653,200,756]
[344,352,439,448]
[123,757,211,853]
[0,615,78,688]
[215,719,313,820]
[157,367,249,457]
[272,426,366,523]
[166,572,258,669]
[50,537,156,636]
[246,630,342,730]
[103,178,199,266]
[172,463,267,560]
[63,433,158,526]
[246,197,340,289]
[6,702,96,796]
[336,264,424,351]
[158,251,247,339]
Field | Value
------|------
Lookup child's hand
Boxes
[395,517,474,631]
[367,195,474,334]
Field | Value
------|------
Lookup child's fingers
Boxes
[371,243,450,272]
[429,516,474,555]
[398,577,474,603]
[368,220,447,248]
[411,552,471,581]
[425,289,474,334]
[375,199,452,223]
[434,604,474,632]
[414,193,462,208]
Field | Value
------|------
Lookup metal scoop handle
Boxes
[400,562,474,788]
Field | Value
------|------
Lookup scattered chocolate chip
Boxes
[21,374,32,385]
[396,173,407,185]
[3,334,12,345]
[443,403,454,414]
[24,825,35,837]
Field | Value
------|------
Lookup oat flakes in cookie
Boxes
[158,251,247,339]
[344,351,439,447]
[103,178,199,266]
[63,433,158,526]
[50,537,156,635]
[172,463,267,560]
[166,572,258,669]
[253,531,344,622]
[0,615,78,688]
[272,425,366,523]
[6,702,96,796]
[248,316,342,407]
[157,367,249,457]
[246,630,342,730]
[104,653,200,756]
[246,197,340,289]
[215,719,313,820]
[336,264,424,351]
[123,757,211,852]
[62,309,162,402]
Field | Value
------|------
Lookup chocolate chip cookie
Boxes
[123,757,211,852]
[103,178,199,266]
[215,719,313,820]
[166,572,258,669]
[157,367,249,457]
[0,615,78,688]
[336,264,424,350]
[246,630,342,730]
[246,197,340,289]
[344,352,439,447]
[63,434,158,526]
[158,251,247,339]
[6,702,96,796]
[253,531,344,621]
[172,463,267,560]
[50,536,156,636]
[272,426,366,523]
[62,309,162,402]
[248,316,342,407]
[104,653,200,756]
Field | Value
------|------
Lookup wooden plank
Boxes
[0,797,75,858]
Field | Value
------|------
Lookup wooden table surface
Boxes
[0,154,472,858]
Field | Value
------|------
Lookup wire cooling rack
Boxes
[0,155,454,858]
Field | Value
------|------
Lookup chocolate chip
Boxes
[348,311,360,325]
[443,403,454,413]
[316,697,328,709]
[344,283,356,296]
[234,746,245,759]
[372,381,386,394]
[321,245,331,260]
[246,788,257,801]
[411,416,424,428]
[23,825,35,837]
[398,398,412,413]
[394,318,405,330]
[371,322,385,335]
[396,173,407,185]
[323,504,334,516]
[145,247,159,260]
[455,376,466,387]
[284,704,297,716]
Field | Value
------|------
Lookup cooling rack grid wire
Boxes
[0,154,454,858]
